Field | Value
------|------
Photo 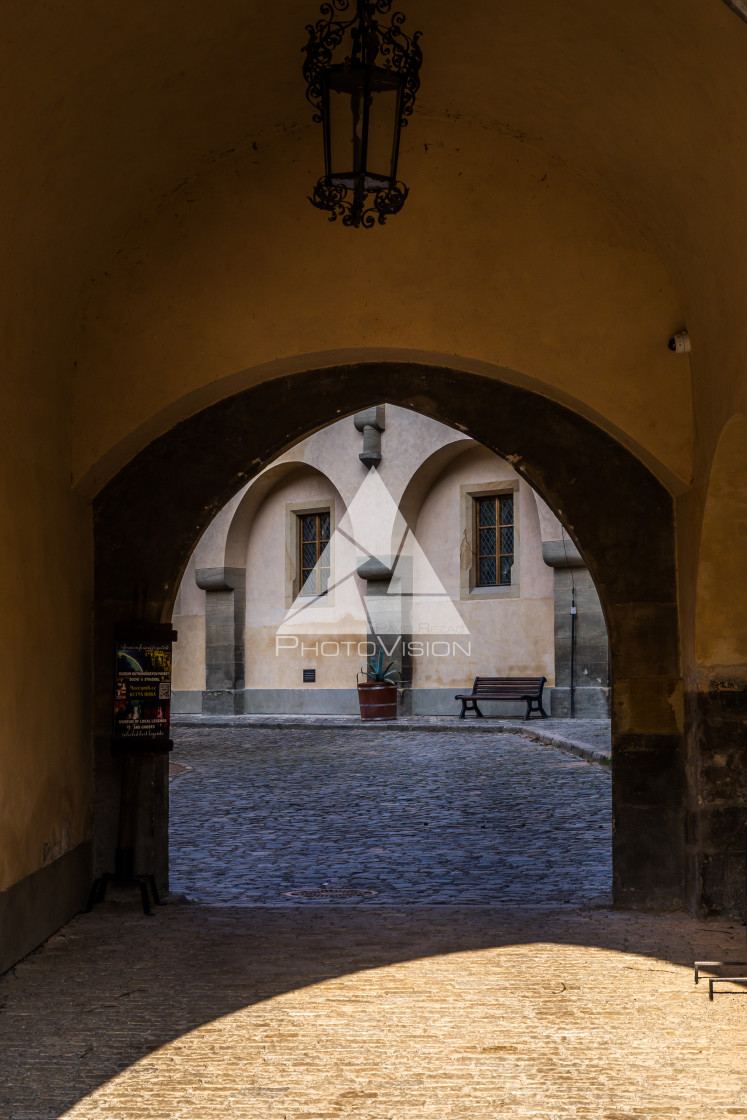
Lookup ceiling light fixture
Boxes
[303,0,423,228]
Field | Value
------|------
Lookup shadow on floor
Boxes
[0,901,744,1117]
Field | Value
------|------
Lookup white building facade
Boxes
[172,406,608,717]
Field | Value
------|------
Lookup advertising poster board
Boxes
[113,623,177,754]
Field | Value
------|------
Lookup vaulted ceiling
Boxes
[4,0,746,489]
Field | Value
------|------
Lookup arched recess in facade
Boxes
[93,361,683,911]
[188,460,348,712]
[396,438,610,718]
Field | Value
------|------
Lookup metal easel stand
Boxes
[86,753,163,918]
[86,862,161,917]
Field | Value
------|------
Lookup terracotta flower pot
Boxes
[357,681,398,721]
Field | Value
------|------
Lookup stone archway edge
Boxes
[94,361,684,911]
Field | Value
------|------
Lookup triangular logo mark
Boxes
[276,467,469,639]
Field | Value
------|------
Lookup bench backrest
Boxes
[472,676,546,695]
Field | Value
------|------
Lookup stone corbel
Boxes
[356,556,393,582]
[195,567,243,591]
[354,405,386,470]
[541,540,586,569]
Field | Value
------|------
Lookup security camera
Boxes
[668,330,691,354]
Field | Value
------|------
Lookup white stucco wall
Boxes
[412,445,554,689]
[243,466,366,689]
[172,405,559,703]
[171,551,206,692]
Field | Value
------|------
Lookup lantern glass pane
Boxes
[328,86,357,183]
[365,84,399,185]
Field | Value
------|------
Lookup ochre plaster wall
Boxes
[694,415,747,677]
[0,313,93,893]
[687,414,747,914]
[46,0,747,505]
[72,117,688,495]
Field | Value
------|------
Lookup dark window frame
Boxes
[475,493,515,587]
[298,510,331,596]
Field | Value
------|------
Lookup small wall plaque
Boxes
[303,669,316,683]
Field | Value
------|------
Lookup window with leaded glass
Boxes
[475,494,514,586]
[298,511,331,595]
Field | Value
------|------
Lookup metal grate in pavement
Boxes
[283,888,378,899]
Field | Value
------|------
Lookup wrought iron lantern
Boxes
[303,0,423,228]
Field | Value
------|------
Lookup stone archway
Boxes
[93,362,683,910]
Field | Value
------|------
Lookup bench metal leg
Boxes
[524,699,548,720]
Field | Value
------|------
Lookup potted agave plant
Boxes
[357,649,399,721]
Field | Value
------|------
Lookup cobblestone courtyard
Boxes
[2,722,746,1118]
[168,724,612,906]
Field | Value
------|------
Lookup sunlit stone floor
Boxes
[1,904,746,1118]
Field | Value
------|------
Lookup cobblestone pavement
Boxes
[169,726,612,906]
[1,903,746,1119]
[173,716,613,761]
[515,717,610,751]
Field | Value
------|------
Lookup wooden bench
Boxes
[455,676,548,721]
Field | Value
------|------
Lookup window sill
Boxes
[462,584,520,601]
